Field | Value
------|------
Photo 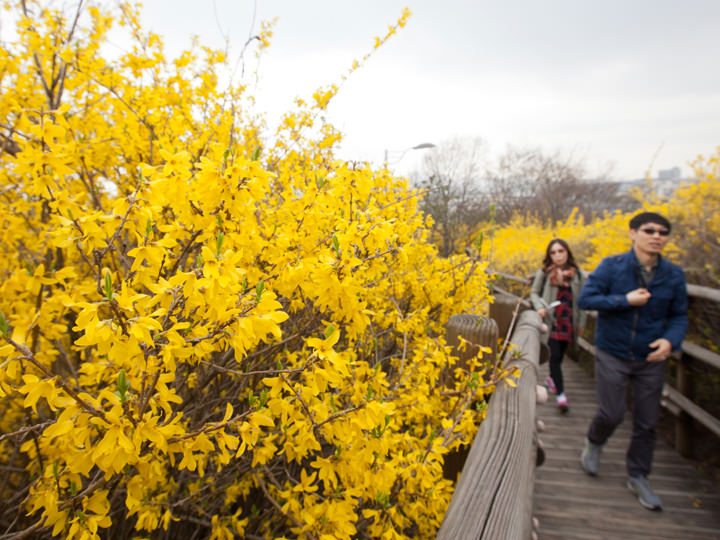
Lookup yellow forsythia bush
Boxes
[0,2,502,538]
[670,149,720,286]
[486,147,720,289]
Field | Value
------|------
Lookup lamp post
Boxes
[384,142,435,166]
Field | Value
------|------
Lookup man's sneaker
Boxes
[556,393,569,413]
[545,376,557,395]
[580,438,603,476]
[627,475,663,511]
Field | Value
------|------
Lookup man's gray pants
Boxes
[586,348,666,478]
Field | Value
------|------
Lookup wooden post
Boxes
[675,352,694,458]
[443,314,499,482]
[489,293,525,341]
[438,310,543,539]
[445,314,499,369]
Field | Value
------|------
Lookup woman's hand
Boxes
[537,308,548,318]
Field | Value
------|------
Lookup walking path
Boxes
[533,358,720,540]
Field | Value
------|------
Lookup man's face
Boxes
[629,221,670,255]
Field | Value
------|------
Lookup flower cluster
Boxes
[0,2,501,538]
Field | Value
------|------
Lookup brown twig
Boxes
[6,337,105,419]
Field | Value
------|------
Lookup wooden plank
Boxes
[687,283,720,302]
[577,335,595,356]
[491,272,720,539]
[491,285,531,308]
[533,358,720,540]
[536,513,720,540]
[577,320,720,373]
[491,270,529,284]
[494,272,720,303]
[663,384,720,438]
[681,340,720,370]
[577,338,719,424]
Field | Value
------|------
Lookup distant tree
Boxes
[412,137,490,256]
[487,146,634,223]
[414,141,637,257]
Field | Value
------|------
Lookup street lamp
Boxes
[384,142,436,166]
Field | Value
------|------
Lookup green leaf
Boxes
[474,232,484,250]
[256,280,264,302]
[117,370,130,403]
[324,324,335,338]
[216,231,224,257]
[0,312,11,339]
[332,234,340,253]
[252,147,261,161]
[104,272,113,301]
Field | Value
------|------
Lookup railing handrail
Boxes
[438,273,719,537]
[493,271,720,458]
[687,283,720,303]
[438,307,543,539]
[492,270,720,367]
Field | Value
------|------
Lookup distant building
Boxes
[658,167,682,181]
[613,166,687,198]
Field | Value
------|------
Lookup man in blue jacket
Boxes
[578,211,688,511]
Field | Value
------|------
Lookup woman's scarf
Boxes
[546,264,576,287]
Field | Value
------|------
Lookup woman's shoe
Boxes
[545,376,557,395]
[556,393,569,413]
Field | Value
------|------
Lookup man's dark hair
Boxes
[629,212,671,232]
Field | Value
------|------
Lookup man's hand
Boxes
[647,338,672,362]
[626,288,651,306]
[537,308,548,318]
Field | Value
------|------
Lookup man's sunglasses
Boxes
[639,227,670,236]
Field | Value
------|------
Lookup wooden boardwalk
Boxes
[533,358,720,540]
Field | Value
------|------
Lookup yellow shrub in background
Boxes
[483,166,719,281]
[669,149,720,285]
[0,2,502,539]
[481,210,595,279]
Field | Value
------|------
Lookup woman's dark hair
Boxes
[542,238,579,271]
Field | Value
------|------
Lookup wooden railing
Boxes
[435,272,719,538]
[438,296,545,539]
[495,271,720,458]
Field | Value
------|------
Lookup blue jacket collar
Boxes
[628,247,665,270]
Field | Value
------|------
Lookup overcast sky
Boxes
[137,0,720,180]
